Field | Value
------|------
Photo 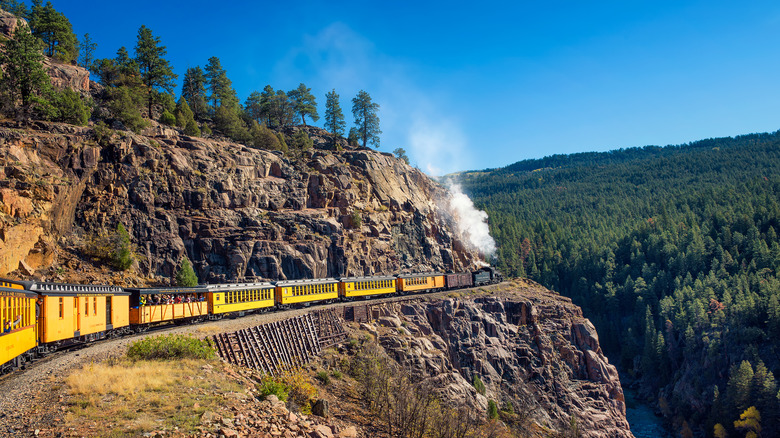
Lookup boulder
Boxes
[311,399,329,418]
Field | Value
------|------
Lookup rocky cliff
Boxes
[359,280,632,438]
[0,120,482,284]
[0,9,91,94]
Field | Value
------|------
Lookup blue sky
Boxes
[50,1,780,174]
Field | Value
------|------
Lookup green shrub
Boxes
[93,121,114,146]
[473,375,486,395]
[249,122,281,150]
[331,370,343,379]
[201,123,212,136]
[487,400,498,420]
[107,85,148,133]
[315,371,330,385]
[56,88,91,125]
[183,119,201,137]
[175,257,198,287]
[112,223,134,270]
[502,400,515,414]
[258,376,289,402]
[275,132,289,154]
[290,130,313,151]
[158,109,176,126]
[126,334,216,361]
[349,210,362,229]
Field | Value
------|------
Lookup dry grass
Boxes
[64,359,244,437]
[194,325,225,336]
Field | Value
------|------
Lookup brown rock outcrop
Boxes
[363,282,633,438]
[0,7,22,39]
[0,121,482,282]
[43,58,91,93]
[0,8,91,94]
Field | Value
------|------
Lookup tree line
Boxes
[460,133,780,437]
[0,0,391,156]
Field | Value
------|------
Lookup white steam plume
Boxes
[444,180,497,261]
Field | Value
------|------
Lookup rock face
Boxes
[364,281,633,438]
[0,121,482,282]
[43,58,91,93]
[0,8,91,94]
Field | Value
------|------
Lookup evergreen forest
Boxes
[459,133,780,437]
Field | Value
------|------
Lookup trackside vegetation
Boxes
[126,334,216,361]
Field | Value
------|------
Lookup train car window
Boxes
[84,298,89,316]
[59,297,64,318]
[93,297,97,315]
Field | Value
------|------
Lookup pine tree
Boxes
[244,90,263,124]
[174,96,194,128]
[134,25,177,119]
[204,56,238,111]
[28,0,78,63]
[288,83,318,125]
[351,90,381,148]
[641,306,657,379]
[112,223,134,271]
[726,361,755,415]
[181,66,208,120]
[213,105,248,141]
[175,97,201,136]
[324,89,345,142]
[393,148,410,165]
[259,85,276,127]
[79,33,96,69]
[175,258,198,287]
[0,24,54,122]
[55,87,90,125]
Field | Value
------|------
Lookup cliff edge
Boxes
[356,280,632,437]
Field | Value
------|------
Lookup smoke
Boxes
[443,180,497,260]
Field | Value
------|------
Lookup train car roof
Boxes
[274,278,339,286]
[338,275,396,282]
[206,282,275,291]
[125,286,209,295]
[395,272,444,279]
[0,286,38,299]
[0,278,27,290]
[24,281,128,296]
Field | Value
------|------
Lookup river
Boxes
[624,388,672,438]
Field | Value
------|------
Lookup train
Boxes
[0,267,502,372]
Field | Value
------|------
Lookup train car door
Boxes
[73,297,80,335]
[106,296,112,329]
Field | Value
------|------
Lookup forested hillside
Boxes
[459,132,780,437]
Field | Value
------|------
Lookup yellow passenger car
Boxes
[396,273,446,294]
[30,282,129,344]
[339,275,396,299]
[275,278,339,307]
[127,287,209,325]
[0,286,38,368]
[207,282,275,316]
